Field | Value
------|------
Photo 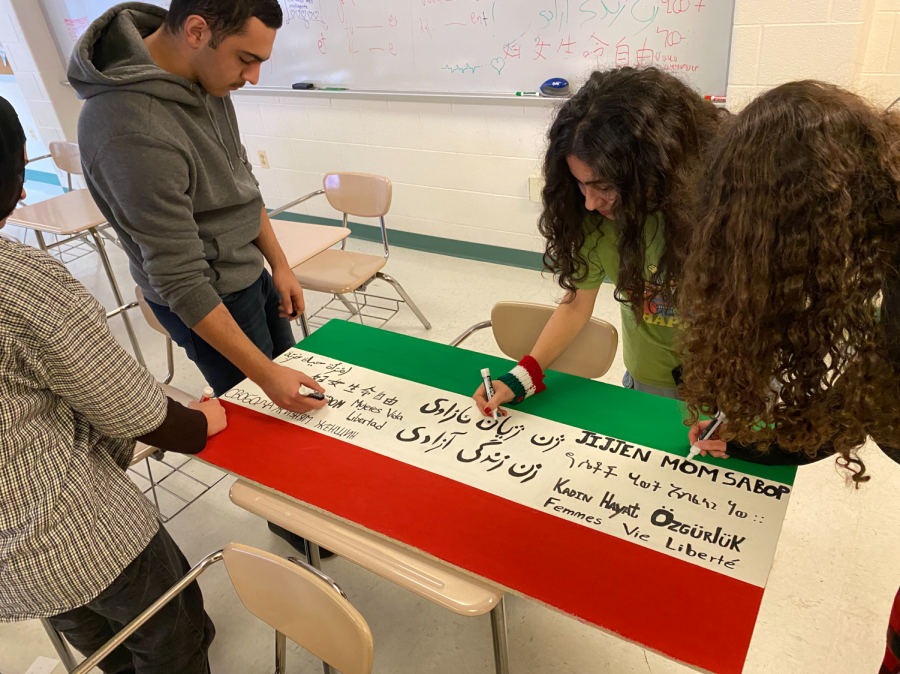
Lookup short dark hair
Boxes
[165,0,283,47]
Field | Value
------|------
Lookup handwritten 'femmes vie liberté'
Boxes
[222,349,793,588]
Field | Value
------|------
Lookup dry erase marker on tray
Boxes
[685,411,726,462]
[481,368,498,420]
[299,385,326,401]
[516,91,538,96]
[198,386,214,403]
[704,95,727,103]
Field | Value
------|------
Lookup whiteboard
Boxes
[40,0,735,96]
[262,0,736,95]
[39,0,169,67]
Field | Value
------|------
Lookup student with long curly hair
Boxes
[676,81,900,673]
[474,67,722,413]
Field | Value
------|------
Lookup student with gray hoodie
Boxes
[68,0,327,417]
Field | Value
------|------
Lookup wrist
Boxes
[499,355,546,404]
[269,259,292,276]
[246,355,279,384]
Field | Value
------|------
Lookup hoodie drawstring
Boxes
[222,98,242,162]
[202,93,234,172]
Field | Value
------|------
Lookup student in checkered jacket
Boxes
[0,95,227,673]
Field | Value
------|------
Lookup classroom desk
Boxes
[201,321,797,674]
[8,189,144,366]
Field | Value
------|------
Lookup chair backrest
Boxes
[135,286,171,339]
[490,301,618,379]
[49,142,82,177]
[223,543,374,674]
[323,172,392,218]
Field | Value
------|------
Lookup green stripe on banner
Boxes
[270,210,545,272]
[296,321,797,486]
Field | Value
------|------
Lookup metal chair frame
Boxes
[41,547,359,674]
[18,152,145,366]
[268,185,431,338]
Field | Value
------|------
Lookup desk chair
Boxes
[44,142,118,254]
[229,480,510,674]
[282,172,431,332]
[42,543,373,674]
[135,287,175,385]
[451,301,618,379]
[48,141,83,192]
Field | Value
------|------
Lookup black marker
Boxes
[686,411,726,462]
[299,385,326,401]
[481,368,498,420]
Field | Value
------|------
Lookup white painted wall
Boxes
[7,0,900,252]
[0,0,85,187]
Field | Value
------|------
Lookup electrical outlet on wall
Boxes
[528,174,544,203]
[257,150,270,169]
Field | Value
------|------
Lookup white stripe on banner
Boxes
[222,349,793,588]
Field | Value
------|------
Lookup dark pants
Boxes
[48,526,214,674]
[147,270,296,396]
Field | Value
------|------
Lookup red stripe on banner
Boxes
[203,401,763,674]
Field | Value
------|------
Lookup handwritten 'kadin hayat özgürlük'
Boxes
[222,349,792,588]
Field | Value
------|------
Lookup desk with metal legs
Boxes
[8,189,145,366]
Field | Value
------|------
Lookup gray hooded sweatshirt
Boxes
[68,2,264,328]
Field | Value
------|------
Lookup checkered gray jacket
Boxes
[0,239,166,620]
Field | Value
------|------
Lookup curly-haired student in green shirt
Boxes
[474,67,724,414]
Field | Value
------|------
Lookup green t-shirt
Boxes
[574,212,680,389]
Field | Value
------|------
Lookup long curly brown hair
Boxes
[678,81,900,483]
[539,67,722,314]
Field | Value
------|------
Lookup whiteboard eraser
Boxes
[292,82,315,90]
[540,78,570,97]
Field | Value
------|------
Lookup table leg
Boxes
[299,312,311,339]
[89,228,146,367]
[34,229,48,252]
[304,542,335,674]
[40,618,78,672]
[490,598,511,674]
[275,630,287,674]
[308,541,323,569]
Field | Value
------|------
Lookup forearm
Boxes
[255,207,290,273]
[136,397,208,454]
[192,303,273,383]
[530,288,599,370]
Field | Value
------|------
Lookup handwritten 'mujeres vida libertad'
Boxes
[222,349,793,588]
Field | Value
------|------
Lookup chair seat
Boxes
[229,480,503,617]
[292,249,386,295]
[269,221,350,270]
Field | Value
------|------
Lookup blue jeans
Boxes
[622,371,680,400]
[147,271,296,396]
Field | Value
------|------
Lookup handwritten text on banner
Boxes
[223,350,792,588]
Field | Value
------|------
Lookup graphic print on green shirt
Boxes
[573,212,680,389]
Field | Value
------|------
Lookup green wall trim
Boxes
[25,168,62,187]
[269,210,546,272]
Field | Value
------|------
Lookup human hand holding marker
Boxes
[262,364,328,413]
[189,388,228,437]
[473,368,510,419]
[688,413,729,460]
